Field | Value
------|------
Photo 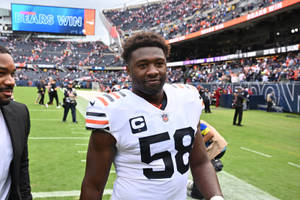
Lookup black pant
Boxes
[267,101,273,112]
[204,100,211,113]
[233,106,243,125]
[63,103,77,122]
[48,92,59,106]
[39,92,45,105]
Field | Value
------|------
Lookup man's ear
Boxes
[126,65,130,74]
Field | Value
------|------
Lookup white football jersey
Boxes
[86,83,203,200]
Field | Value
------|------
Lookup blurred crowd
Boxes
[15,68,130,90]
[103,0,282,40]
[181,53,300,83]
[14,52,300,91]
[0,37,122,67]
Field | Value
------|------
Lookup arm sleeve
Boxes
[86,99,110,130]
[20,105,32,200]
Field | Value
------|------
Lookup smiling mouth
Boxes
[0,89,13,96]
[146,79,160,83]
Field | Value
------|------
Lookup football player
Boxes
[80,32,224,200]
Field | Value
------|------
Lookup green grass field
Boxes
[13,86,300,200]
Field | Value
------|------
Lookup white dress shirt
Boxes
[0,110,13,200]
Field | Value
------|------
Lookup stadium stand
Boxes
[103,0,283,40]
[11,51,300,87]
[0,38,122,68]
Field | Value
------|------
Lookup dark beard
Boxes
[133,79,165,96]
[0,86,13,92]
[0,86,13,106]
[0,99,11,106]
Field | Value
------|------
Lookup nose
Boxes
[147,63,159,77]
[5,74,15,86]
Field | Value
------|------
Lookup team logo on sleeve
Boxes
[129,116,147,134]
[89,100,95,106]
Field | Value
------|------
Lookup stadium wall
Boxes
[198,82,300,113]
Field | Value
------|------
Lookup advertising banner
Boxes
[11,4,95,35]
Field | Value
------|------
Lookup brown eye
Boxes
[139,63,148,68]
[156,62,165,67]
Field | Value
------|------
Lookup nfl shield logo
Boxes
[162,114,168,122]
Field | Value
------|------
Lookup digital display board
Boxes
[11,4,95,35]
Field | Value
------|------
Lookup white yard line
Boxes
[71,131,90,135]
[32,189,113,198]
[29,137,89,140]
[288,162,300,168]
[75,144,88,146]
[78,151,87,153]
[240,147,272,158]
[30,109,60,112]
[31,119,60,121]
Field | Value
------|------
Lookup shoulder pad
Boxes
[95,91,127,107]
[171,83,197,90]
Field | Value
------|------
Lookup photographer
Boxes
[62,81,77,123]
[266,91,275,112]
[188,120,227,199]
[47,78,60,108]
[36,79,46,105]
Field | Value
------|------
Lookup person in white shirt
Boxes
[0,45,32,200]
[80,32,223,200]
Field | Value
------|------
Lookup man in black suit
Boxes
[37,79,46,106]
[0,45,32,200]
[233,87,245,126]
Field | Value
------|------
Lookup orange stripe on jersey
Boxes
[111,92,121,99]
[178,84,184,88]
[86,119,109,125]
[97,96,109,106]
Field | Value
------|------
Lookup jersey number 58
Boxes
[139,127,194,179]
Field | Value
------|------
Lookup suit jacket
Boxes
[1,101,32,200]
[234,93,244,108]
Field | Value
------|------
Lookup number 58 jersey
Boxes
[86,83,203,200]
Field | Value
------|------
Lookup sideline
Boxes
[32,171,280,199]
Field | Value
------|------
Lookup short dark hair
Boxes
[122,32,170,64]
[0,45,11,55]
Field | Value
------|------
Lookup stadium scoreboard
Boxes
[11,4,95,35]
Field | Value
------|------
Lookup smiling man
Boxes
[0,45,32,200]
[80,32,223,200]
